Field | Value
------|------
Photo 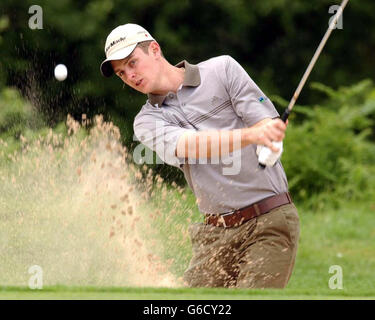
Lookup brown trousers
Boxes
[183,203,300,288]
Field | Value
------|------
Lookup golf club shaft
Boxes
[259,0,349,169]
[281,0,349,122]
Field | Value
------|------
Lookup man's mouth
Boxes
[135,79,143,87]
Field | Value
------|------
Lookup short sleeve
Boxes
[133,110,195,168]
[219,55,279,126]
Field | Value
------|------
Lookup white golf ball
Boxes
[54,64,68,81]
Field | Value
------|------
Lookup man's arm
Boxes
[175,118,286,159]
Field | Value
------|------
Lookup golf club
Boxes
[258,0,350,168]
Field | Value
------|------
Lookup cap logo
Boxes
[105,36,127,55]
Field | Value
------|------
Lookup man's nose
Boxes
[125,69,136,81]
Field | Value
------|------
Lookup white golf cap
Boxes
[100,23,155,77]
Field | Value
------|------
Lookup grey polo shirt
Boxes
[133,55,288,215]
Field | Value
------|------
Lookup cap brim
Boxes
[100,44,137,77]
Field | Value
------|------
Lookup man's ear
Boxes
[149,41,161,58]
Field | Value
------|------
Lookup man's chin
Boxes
[138,88,149,94]
[135,83,148,94]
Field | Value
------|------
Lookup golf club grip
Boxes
[281,109,290,122]
[258,110,290,169]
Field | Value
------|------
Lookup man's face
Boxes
[110,43,159,94]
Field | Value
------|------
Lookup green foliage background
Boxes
[1,1,374,123]
[1,0,375,204]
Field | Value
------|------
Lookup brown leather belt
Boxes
[205,192,293,228]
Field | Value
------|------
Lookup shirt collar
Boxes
[148,60,201,107]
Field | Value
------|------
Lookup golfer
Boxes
[100,23,300,288]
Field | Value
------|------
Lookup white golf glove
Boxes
[256,141,283,167]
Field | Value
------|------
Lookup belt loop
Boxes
[219,215,228,228]
[254,203,261,216]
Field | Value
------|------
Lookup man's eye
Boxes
[129,60,136,66]
[118,71,124,77]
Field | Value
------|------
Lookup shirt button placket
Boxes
[176,92,185,107]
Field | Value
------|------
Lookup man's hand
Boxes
[256,141,283,167]
[249,118,288,152]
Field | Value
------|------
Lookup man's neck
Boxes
[150,61,185,96]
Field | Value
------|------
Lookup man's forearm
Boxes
[175,118,285,159]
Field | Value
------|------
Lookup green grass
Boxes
[1,285,374,300]
[1,201,375,299]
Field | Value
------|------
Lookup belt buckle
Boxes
[220,210,235,228]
